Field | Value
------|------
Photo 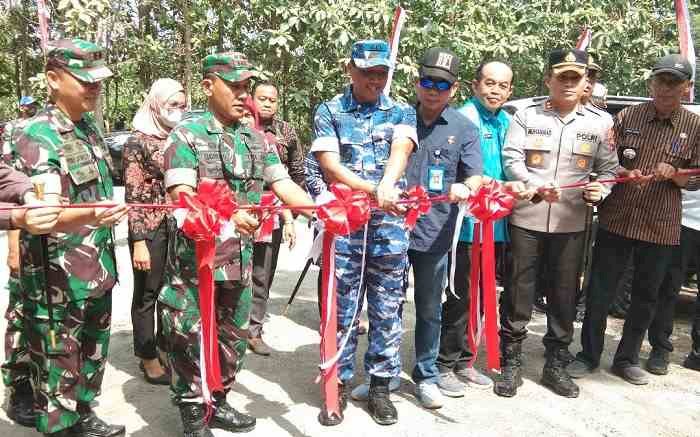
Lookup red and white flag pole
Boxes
[675,0,696,102]
[383,6,407,96]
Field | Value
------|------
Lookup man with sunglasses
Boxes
[162,52,313,436]
[569,54,700,385]
[311,39,417,426]
[404,47,488,409]
[498,49,618,398]
[9,38,129,436]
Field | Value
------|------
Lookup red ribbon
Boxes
[256,191,279,242]
[177,179,237,413]
[315,183,370,421]
[403,185,432,230]
[465,180,515,371]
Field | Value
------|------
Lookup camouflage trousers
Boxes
[160,280,252,404]
[25,292,112,434]
[335,252,408,382]
[2,276,31,387]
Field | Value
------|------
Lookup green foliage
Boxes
[0,0,698,140]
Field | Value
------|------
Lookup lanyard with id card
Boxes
[427,148,445,193]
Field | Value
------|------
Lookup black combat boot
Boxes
[367,376,397,425]
[178,404,214,437]
[494,343,523,397]
[69,412,126,437]
[541,352,579,398]
[211,394,256,433]
[7,379,37,427]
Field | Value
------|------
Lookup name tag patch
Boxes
[63,140,99,186]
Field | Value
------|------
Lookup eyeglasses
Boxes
[419,77,452,91]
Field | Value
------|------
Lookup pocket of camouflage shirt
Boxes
[571,140,595,171]
[62,140,100,186]
[214,237,242,281]
[372,129,392,168]
[338,141,362,171]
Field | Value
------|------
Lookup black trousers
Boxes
[249,227,283,337]
[649,226,700,356]
[579,228,674,368]
[130,221,168,360]
[500,225,584,352]
[437,242,509,372]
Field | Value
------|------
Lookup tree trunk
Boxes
[182,0,193,107]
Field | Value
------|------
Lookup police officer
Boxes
[497,49,618,398]
[11,38,129,436]
[312,39,417,426]
[162,52,313,437]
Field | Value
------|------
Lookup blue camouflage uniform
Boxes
[310,85,418,382]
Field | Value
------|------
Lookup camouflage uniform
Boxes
[161,52,290,405]
[310,80,418,382]
[11,39,116,434]
[1,116,33,390]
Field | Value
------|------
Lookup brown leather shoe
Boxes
[248,337,272,356]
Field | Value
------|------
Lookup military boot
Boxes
[69,413,126,437]
[178,404,214,437]
[367,376,398,425]
[7,379,37,427]
[211,394,256,433]
[493,343,523,397]
[541,352,579,398]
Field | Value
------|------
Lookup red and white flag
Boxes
[37,0,50,53]
[575,27,592,51]
[675,0,696,102]
[383,6,407,96]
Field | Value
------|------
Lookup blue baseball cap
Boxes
[350,40,392,69]
[19,96,36,106]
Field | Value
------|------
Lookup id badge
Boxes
[427,165,445,193]
[63,140,99,186]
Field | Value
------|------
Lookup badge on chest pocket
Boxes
[63,140,99,186]
[427,165,445,192]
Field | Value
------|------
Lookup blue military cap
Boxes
[19,95,36,106]
[351,39,392,69]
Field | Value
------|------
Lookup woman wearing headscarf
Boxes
[123,78,186,384]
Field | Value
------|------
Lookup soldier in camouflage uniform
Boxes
[311,40,418,426]
[10,39,129,437]
[1,107,39,428]
[161,52,313,437]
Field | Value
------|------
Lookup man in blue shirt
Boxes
[311,39,418,426]
[435,61,515,398]
[405,48,484,409]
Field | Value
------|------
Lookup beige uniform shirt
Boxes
[503,101,619,233]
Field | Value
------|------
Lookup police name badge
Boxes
[428,165,445,193]
[622,148,637,160]
[63,140,99,186]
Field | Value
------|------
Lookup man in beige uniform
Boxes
[496,49,619,398]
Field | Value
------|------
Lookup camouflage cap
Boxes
[47,38,113,83]
[351,40,393,69]
[202,52,256,83]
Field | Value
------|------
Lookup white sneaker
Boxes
[414,381,444,409]
[455,366,493,389]
[350,375,401,401]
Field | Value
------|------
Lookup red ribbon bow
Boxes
[177,179,237,415]
[256,191,279,242]
[466,180,515,371]
[316,183,371,236]
[403,185,432,230]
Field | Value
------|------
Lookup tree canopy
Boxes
[1,0,698,143]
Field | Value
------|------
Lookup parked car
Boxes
[503,95,700,117]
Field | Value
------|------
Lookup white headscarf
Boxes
[132,78,184,139]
